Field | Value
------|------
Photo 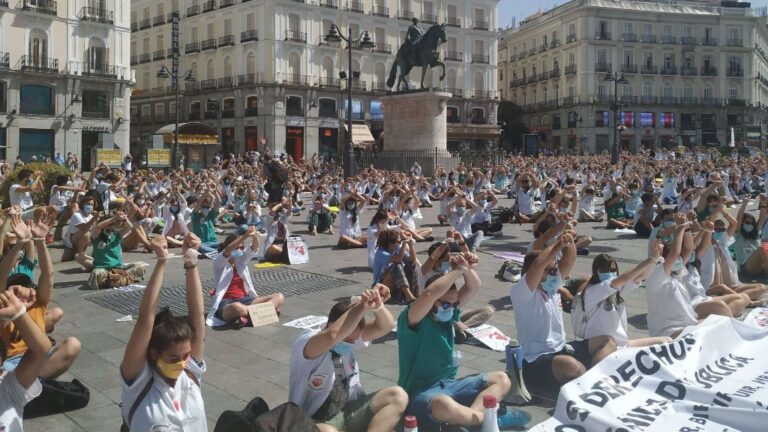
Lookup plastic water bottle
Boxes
[403,415,418,432]
[505,339,523,371]
[481,395,501,432]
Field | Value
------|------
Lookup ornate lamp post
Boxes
[603,72,629,164]
[324,24,374,178]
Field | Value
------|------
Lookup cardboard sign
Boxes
[247,302,279,327]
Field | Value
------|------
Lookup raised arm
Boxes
[360,288,395,341]
[407,265,468,327]
[523,238,564,291]
[30,220,53,306]
[663,215,688,275]
[1,289,51,389]
[182,234,204,360]
[457,255,481,306]
[303,292,371,359]
[557,233,577,279]
[0,216,31,291]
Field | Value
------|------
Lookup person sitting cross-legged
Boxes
[397,252,530,430]
[289,287,408,432]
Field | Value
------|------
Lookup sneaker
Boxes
[424,236,435,242]
[496,406,531,429]
[577,248,590,256]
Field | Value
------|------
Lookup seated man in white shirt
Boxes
[514,174,543,223]
[10,169,56,223]
[577,186,604,223]
[509,234,616,393]
[447,195,484,252]
[289,288,408,432]
[0,288,52,431]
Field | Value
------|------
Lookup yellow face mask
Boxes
[156,358,187,380]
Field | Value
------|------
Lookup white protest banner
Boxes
[287,236,309,264]
[743,307,768,330]
[466,324,511,352]
[283,315,328,331]
[531,315,768,431]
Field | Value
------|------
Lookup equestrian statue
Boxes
[386,19,447,91]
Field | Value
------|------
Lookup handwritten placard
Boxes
[247,302,279,327]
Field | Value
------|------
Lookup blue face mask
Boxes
[743,224,755,233]
[541,275,560,295]
[332,341,355,356]
[712,232,724,242]
[456,206,466,214]
[672,258,684,273]
[439,261,451,273]
[434,307,454,322]
[231,249,243,258]
[83,204,93,213]
[26,178,33,186]
[598,272,617,282]
[170,205,180,214]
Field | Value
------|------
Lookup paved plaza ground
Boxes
[25,194,689,431]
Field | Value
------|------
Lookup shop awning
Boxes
[344,124,375,148]
[702,133,720,147]
[155,122,220,145]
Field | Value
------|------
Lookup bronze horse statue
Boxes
[387,23,447,91]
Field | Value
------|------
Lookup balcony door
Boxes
[29,32,47,67]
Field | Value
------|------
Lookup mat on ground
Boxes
[530,315,768,431]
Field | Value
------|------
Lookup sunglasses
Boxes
[438,301,460,310]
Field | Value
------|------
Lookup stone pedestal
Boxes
[381,90,451,151]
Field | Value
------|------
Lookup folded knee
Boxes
[61,337,82,358]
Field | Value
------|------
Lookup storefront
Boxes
[155,122,220,171]
[286,127,304,162]
[319,127,338,158]
[446,125,502,152]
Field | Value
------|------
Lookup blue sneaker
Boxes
[497,406,531,430]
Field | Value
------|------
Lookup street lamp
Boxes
[157,65,196,169]
[324,24,375,178]
[603,72,629,164]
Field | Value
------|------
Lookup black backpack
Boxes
[214,397,319,432]
[23,379,90,419]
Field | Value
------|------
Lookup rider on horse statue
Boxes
[405,17,424,63]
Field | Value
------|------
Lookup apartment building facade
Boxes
[0,0,131,166]
[130,0,500,169]
[498,0,768,154]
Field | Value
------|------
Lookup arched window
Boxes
[87,37,107,73]
[318,98,336,118]
[470,107,485,124]
[206,58,215,80]
[189,100,201,120]
[447,105,460,123]
[222,97,235,117]
[286,95,303,117]
[245,95,258,116]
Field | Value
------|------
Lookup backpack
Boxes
[23,379,90,419]
[497,260,521,282]
[214,397,319,432]
[570,292,598,339]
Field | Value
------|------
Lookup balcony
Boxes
[220,0,235,7]
[621,33,637,42]
[199,79,217,91]
[594,31,611,40]
[446,88,463,98]
[422,13,437,24]
[538,72,549,81]
[701,37,718,46]
[701,66,718,77]
[641,65,657,74]
[472,54,489,64]
[22,0,56,15]
[187,5,199,16]
[19,55,58,73]
[727,68,744,77]
[218,35,234,47]
[446,16,461,28]
[595,63,612,73]
[371,5,389,16]
[595,94,612,104]
[550,68,561,78]
[285,30,307,43]
[661,35,676,44]
[241,30,258,43]
[726,38,743,47]
[372,43,391,54]
[139,18,150,29]
[153,15,165,26]
[282,74,312,86]
[202,1,216,13]
[566,33,577,44]
[565,64,576,75]
[167,11,180,21]
[619,96,637,105]
[139,53,151,63]
[372,82,388,92]
[153,50,165,61]
[472,90,495,99]
[0,52,9,68]
[444,51,463,61]
[185,42,200,54]
[398,9,413,20]
[701,97,721,106]
[621,64,638,74]
[539,44,548,53]
[660,66,677,75]
[561,96,575,106]
[318,77,341,88]
[527,48,536,56]
[472,20,490,30]
[201,39,217,51]
[188,110,201,120]
[681,36,697,45]
[680,66,697,76]
[680,97,698,105]
[237,73,257,86]
[204,110,218,120]
[80,7,113,24]
[319,0,338,8]
[550,39,561,49]
[244,107,258,117]
[348,1,364,13]
[167,47,177,57]
[218,76,234,88]
[131,22,138,32]
[641,34,656,43]
[130,55,138,65]
[349,79,366,91]
[640,96,657,105]
[728,98,747,106]
[660,96,677,105]
[81,62,120,79]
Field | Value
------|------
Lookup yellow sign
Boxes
[146,149,171,167]
[96,149,123,167]
[163,134,219,145]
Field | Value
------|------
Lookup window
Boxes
[141,104,151,118]
[19,129,54,163]
[552,114,561,130]
[29,31,48,67]
[663,82,673,98]
[347,99,363,120]
[567,111,578,128]
[621,111,634,128]
[447,106,460,123]
[681,113,696,129]
[597,49,607,65]
[624,51,633,66]
[683,86,693,99]
[155,103,165,120]
[595,111,609,127]
[189,101,201,120]
[660,112,675,128]
[729,86,738,99]
[370,101,383,121]
[245,96,258,116]
[568,23,575,36]
[286,95,303,117]
[597,84,606,98]
[640,112,655,127]
[470,107,485,124]
[169,101,176,115]
[703,86,712,100]
[82,90,109,118]
[0,82,6,113]
[643,81,652,97]
[624,23,633,34]
[319,98,336,118]
[663,25,672,37]
[88,42,107,73]
[20,85,53,115]
[664,54,674,69]
[643,23,652,36]
[222,98,235,117]
[644,52,653,68]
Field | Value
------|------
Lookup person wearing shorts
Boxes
[289,289,407,432]
[509,235,616,394]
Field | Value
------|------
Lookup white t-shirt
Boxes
[0,371,42,432]
[9,184,33,210]
[516,187,539,215]
[508,275,566,362]
[583,279,639,348]
[579,196,596,214]
[645,262,698,337]
[48,185,70,209]
[450,207,481,238]
[289,330,367,418]
[121,360,207,431]
[339,208,363,238]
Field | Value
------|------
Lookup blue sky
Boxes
[498,0,768,30]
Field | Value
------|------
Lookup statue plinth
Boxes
[381,91,451,151]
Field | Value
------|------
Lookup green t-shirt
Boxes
[92,231,122,269]
[396,306,459,397]
[11,256,38,280]
[696,208,712,223]
[191,209,219,243]
[606,199,625,219]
